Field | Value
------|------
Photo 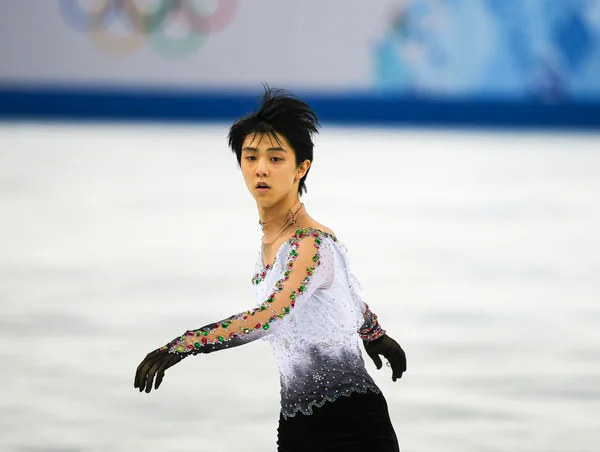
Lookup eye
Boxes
[271,157,282,162]
[245,156,256,161]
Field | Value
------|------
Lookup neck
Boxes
[258,196,301,225]
[258,197,303,238]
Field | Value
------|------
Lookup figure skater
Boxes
[134,86,407,451]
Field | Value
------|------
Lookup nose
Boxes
[256,157,268,176]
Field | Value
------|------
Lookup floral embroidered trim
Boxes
[358,304,386,341]
[164,228,329,355]
[251,228,337,286]
[251,265,271,285]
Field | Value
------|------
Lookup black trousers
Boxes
[277,390,400,452]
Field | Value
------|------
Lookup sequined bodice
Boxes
[251,230,380,418]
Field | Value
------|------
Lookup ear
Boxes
[296,160,311,180]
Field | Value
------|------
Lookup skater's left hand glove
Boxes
[363,334,407,382]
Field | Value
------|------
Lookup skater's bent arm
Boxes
[347,273,386,341]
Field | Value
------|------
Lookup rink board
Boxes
[1,86,600,129]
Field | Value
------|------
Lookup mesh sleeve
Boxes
[160,229,333,356]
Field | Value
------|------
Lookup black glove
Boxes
[134,320,238,394]
[363,334,407,382]
[134,346,184,393]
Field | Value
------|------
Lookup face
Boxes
[240,132,310,206]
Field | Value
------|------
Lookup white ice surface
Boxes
[1,123,599,452]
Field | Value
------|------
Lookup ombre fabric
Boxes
[252,229,382,419]
[277,389,400,452]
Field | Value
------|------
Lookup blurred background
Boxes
[1,1,599,451]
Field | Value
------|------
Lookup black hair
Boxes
[228,85,320,196]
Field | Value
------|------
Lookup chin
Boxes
[257,198,276,208]
[257,195,284,208]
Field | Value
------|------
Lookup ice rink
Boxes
[1,123,599,452]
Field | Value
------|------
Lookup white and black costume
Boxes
[160,228,400,451]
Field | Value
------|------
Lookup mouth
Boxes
[256,183,271,190]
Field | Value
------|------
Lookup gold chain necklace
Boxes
[261,202,304,250]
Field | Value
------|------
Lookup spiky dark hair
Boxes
[228,85,320,196]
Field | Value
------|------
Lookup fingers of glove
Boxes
[155,355,179,390]
[367,349,383,370]
[137,354,165,392]
[136,352,163,377]
[135,353,164,389]
[383,338,407,371]
[144,358,165,393]
[154,364,168,391]
[135,356,153,388]
[399,348,407,372]
[155,369,165,390]
[390,351,406,382]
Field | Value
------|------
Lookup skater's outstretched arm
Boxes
[134,230,333,393]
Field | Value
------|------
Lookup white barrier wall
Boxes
[1,0,599,99]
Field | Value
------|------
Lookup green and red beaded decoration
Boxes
[166,228,331,355]
[251,265,271,285]
[250,228,337,286]
[358,304,386,341]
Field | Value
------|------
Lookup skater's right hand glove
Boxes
[134,346,183,394]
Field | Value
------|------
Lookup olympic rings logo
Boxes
[59,0,237,58]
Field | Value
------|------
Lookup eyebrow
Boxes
[242,146,287,152]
